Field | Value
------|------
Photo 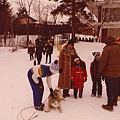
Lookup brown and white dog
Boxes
[45,87,65,113]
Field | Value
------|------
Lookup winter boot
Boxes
[102,104,113,111]
[74,88,78,99]
[63,89,68,98]
[35,103,44,111]
[63,89,70,97]
[113,102,118,107]
[79,89,83,98]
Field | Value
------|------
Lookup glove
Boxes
[37,82,42,88]
[49,88,54,97]
[59,68,62,73]
[54,60,58,64]
[37,77,43,88]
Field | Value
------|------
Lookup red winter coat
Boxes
[71,66,87,90]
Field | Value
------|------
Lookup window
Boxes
[108,28,120,38]
[102,8,120,22]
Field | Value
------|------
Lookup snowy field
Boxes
[0,41,120,120]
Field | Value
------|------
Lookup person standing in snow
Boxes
[58,39,77,98]
[118,78,120,101]
[71,56,87,99]
[27,40,35,60]
[115,38,120,101]
[35,37,45,65]
[98,36,120,111]
[44,39,53,64]
[90,52,102,98]
[27,60,59,111]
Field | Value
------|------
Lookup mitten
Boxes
[84,77,87,82]
[59,68,62,73]
[37,82,42,89]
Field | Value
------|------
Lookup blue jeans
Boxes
[27,69,44,107]
[105,76,119,107]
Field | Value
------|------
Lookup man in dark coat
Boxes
[98,35,120,111]
[35,37,45,65]
[45,39,53,64]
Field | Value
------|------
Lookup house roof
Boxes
[13,16,37,24]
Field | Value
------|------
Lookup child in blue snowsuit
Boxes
[27,60,59,111]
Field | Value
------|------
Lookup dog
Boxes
[45,87,65,113]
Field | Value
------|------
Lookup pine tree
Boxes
[49,0,95,39]
[0,0,12,45]
[49,0,93,24]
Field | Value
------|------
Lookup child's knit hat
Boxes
[50,60,59,73]
[74,56,80,62]
[92,52,100,57]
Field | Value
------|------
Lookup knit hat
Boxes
[50,60,59,73]
[73,56,80,62]
[92,52,100,57]
[104,36,115,43]
[67,39,74,46]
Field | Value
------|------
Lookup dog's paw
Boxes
[59,109,63,113]
[45,110,50,113]
[61,98,66,101]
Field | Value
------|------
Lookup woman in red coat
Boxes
[71,56,87,99]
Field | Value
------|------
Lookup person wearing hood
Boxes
[116,37,120,101]
[90,52,102,98]
[58,39,77,98]
[98,35,120,111]
[27,60,59,111]
[71,56,87,99]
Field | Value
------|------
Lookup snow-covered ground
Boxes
[0,41,120,120]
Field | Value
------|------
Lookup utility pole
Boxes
[72,0,75,40]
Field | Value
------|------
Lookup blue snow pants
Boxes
[27,69,44,107]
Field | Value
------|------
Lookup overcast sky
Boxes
[8,0,69,23]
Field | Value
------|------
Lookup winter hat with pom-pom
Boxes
[50,60,59,73]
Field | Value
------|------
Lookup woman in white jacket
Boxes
[27,60,59,111]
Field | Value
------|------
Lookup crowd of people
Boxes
[27,37,53,65]
[27,35,120,112]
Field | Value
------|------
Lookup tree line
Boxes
[0,0,116,45]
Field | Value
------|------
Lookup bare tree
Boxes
[86,0,116,42]
[15,0,34,45]
[32,0,59,36]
